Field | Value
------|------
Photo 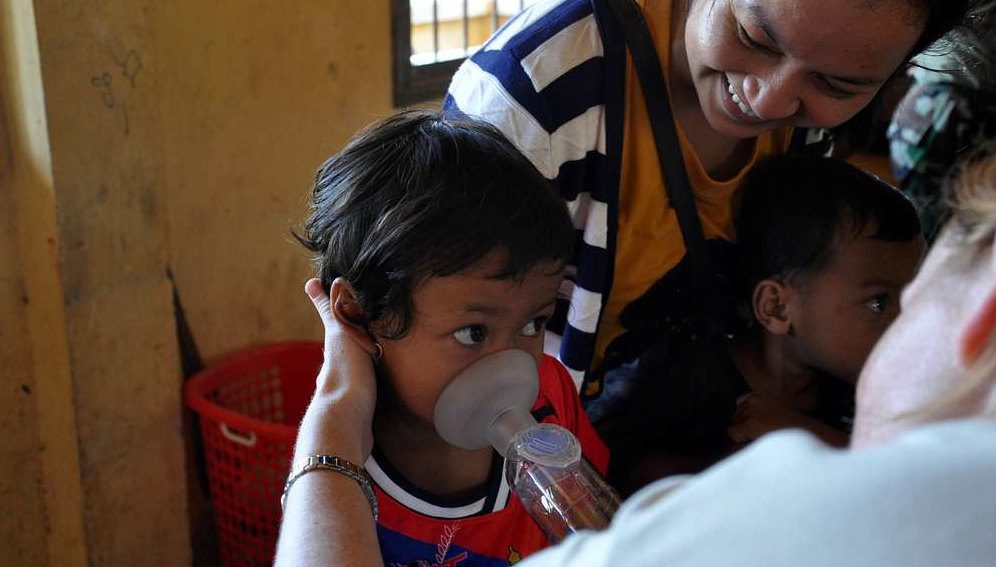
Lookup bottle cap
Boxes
[513,424,581,468]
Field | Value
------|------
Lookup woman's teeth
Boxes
[727,81,757,118]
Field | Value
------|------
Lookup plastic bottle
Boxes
[434,350,621,542]
[503,423,620,542]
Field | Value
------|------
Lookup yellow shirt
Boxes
[589,0,792,390]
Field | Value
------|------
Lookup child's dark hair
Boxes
[297,110,574,338]
[737,155,922,298]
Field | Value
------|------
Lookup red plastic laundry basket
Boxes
[184,341,323,567]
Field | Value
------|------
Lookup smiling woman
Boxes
[681,0,920,136]
[442,0,981,401]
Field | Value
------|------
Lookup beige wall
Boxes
[1,0,394,564]
[157,0,394,361]
[0,1,87,564]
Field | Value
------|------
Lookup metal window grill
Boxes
[393,0,540,106]
[409,0,537,65]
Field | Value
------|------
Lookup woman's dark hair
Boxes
[677,0,980,56]
[938,1,996,88]
[297,110,574,338]
[913,0,981,54]
[736,155,922,299]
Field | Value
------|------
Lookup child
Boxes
[600,155,924,494]
[297,111,609,566]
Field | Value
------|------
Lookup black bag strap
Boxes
[604,0,720,333]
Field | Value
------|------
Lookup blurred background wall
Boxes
[0,0,395,564]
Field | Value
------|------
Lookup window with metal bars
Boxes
[391,0,541,107]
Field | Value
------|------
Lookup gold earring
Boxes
[372,342,384,360]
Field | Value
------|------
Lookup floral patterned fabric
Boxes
[888,81,996,240]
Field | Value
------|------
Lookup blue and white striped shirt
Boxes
[444,0,831,393]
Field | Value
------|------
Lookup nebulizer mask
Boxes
[434,350,621,542]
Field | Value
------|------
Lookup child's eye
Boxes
[453,325,488,346]
[520,317,549,338]
[866,294,890,315]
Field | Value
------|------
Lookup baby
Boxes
[602,155,924,493]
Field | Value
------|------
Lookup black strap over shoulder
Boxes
[602,0,720,336]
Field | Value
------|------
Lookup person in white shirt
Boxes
[476,153,996,567]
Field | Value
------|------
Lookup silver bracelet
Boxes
[281,454,379,521]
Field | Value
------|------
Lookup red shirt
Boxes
[368,355,609,566]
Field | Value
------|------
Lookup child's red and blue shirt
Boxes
[366,355,609,567]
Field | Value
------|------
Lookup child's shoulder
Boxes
[535,354,610,472]
[537,354,580,396]
[534,355,588,428]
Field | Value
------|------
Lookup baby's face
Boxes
[854,224,996,447]
[787,228,925,383]
[373,251,563,430]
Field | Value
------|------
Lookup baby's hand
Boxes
[727,392,847,447]
[727,392,804,443]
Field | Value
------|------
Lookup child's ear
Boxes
[328,277,378,347]
[753,278,794,336]
[960,285,996,367]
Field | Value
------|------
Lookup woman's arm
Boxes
[273,279,383,567]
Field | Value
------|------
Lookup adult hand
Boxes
[275,279,383,567]
[296,278,378,464]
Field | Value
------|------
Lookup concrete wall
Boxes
[0,1,87,564]
[156,0,394,361]
[0,0,394,564]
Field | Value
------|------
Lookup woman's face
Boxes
[683,0,924,139]
[852,225,996,448]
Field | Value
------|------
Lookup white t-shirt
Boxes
[522,419,996,567]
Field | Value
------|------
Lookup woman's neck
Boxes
[373,404,495,499]
[728,332,820,412]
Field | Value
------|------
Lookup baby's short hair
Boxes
[737,155,922,297]
[297,110,574,338]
